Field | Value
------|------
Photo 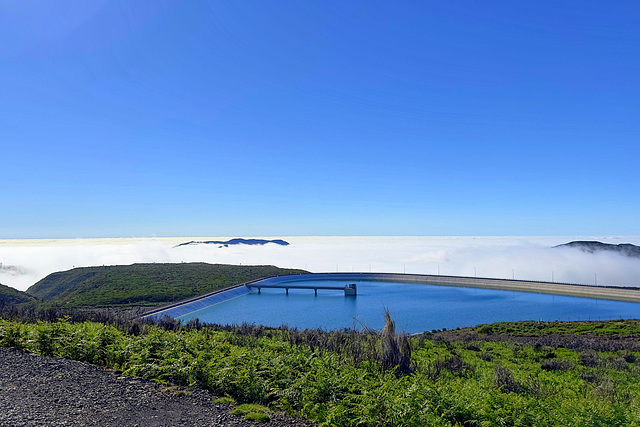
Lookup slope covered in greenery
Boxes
[2,314,640,426]
[0,283,35,306]
[26,263,307,308]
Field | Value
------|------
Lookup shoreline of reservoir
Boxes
[144,272,640,321]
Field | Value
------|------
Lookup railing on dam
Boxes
[140,282,256,320]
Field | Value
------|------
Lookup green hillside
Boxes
[27,263,307,308]
[3,316,640,426]
[0,283,35,306]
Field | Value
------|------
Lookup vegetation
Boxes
[2,307,640,426]
[26,263,307,308]
[473,319,640,337]
[231,404,271,422]
[0,283,35,306]
[213,396,236,405]
[4,263,640,425]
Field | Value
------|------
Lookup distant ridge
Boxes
[175,238,289,248]
[555,241,640,258]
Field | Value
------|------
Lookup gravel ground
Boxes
[0,347,317,427]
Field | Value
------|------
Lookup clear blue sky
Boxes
[1,1,638,238]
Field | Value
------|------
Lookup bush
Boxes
[603,357,628,371]
[623,352,636,363]
[581,372,598,382]
[0,322,25,349]
[478,352,493,361]
[4,316,640,426]
[214,396,236,405]
[465,344,481,352]
[593,378,616,403]
[541,360,574,371]
[378,309,412,375]
[244,412,270,423]
[494,365,524,394]
[231,404,271,422]
[476,324,494,334]
[581,351,598,367]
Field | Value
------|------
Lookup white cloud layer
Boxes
[1,236,640,292]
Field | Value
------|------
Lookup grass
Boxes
[163,385,191,396]
[214,396,237,405]
[4,261,640,424]
[244,412,270,422]
[231,403,271,415]
[474,319,640,337]
[232,403,271,422]
[2,313,640,426]
[25,263,307,308]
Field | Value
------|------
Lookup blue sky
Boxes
[1,1,638,238]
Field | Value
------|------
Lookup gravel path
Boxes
[0,348,317,427]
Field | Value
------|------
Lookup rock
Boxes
[0,347,316,426]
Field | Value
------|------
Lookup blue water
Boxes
[177,280,640,333]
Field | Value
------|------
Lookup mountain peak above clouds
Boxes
[555,241,640,258]
[175,238,289,248]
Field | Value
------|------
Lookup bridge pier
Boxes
[344,283,357,296]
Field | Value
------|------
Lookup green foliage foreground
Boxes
[2,318,640,426]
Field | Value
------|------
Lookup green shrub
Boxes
[214,396,236,405]
[494,365,524,394]
[0,322,25,349]
[231,403,271,422]
[3,317,640,426]
[231,404,270,414]
[244,412,270,422]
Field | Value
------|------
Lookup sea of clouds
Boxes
[1,236,640,292]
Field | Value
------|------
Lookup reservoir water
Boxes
[176,278,640,333]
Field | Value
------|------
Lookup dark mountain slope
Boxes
[555,241,640,258]
[0,283,36,306]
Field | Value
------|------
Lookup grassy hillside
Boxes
[2,316,640,426]
[27,263,307,308]
[473,319,640,336]
[0,283,35,306]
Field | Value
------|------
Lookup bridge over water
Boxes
[246,281,357,296]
